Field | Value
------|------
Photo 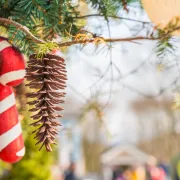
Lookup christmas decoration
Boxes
[0,37,25,163]
[0,37,25,86]
[26,54,67,151]
[0,86,25,163]
[141,0,180,35]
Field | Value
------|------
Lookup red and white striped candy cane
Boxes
[0,37,25,87]
[0,37,26,163]
[0,85,25,163]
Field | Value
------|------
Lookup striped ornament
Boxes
[0,37,26,163]
[0,37,25,87]
[0,86,25,163]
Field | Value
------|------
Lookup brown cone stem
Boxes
[26,54,67,151]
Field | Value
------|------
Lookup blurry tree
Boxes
[131,97,180,162]
[80,101,107,174]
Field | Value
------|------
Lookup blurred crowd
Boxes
[111,157,180,180]
[63,163,77,180]
[59,155,180,180]
[112,163,169,180]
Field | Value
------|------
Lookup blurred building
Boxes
[100,144,156,180]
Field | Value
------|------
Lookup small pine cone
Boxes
[25,54,67,151]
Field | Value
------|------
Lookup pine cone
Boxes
[25,54,67,151]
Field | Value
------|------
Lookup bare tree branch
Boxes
[123,76,180,98]
[76,14,151,24]
[122,0,129,13]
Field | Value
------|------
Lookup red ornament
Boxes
[0,37,25,163]
[0,37,25,87]
[0,86,25,163]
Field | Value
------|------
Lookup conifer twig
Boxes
[0,17,180,48]
[57,25,180,46]
[0,17,45,43]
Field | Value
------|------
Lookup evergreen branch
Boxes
[57,24,180,47]
[76,14,151,24]
[1,17,180,49]
[0,17,45,43]
[56,36,158,47]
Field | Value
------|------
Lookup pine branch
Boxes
[1,17,180,49]
[56,24,180,46]
[0,17,45,43]
[57,36,154,46]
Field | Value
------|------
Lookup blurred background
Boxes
[1,0,180,180]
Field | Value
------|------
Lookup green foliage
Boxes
[156,35,175,59]
[2,111,55,180]
[156,17,180,59]
[156,18,179,59]
[86,0,138,19]
[0,0,139,55]
[0,0,81,55]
